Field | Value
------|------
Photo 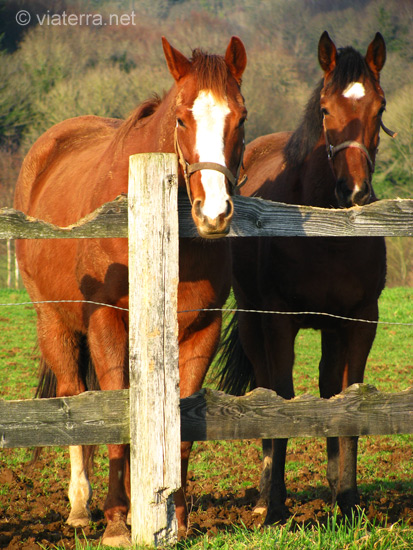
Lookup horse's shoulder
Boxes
[15,116,121,211]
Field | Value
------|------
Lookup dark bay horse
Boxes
[218,32,387,524]
[14,37,247,546]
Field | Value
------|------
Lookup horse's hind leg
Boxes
[177,311,225,535]
[237,311,273,515]
[68,446,93,527]
[36,310,92,527]
[320,317,377,517]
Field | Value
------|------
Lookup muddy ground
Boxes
[0,438,411,549]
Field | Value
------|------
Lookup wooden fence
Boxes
[0,153,412,546]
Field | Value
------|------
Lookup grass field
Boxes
[0,287,411,549]
[0,286,412,400]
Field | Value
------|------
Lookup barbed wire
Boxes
[0,298,412,326]
[0,299,129,312]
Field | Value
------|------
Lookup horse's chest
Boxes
[263,237,378,314]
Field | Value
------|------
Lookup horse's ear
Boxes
[365,32,386,78]
[318,31,337,75]
[225,36,247,84]
[162,37,191,82]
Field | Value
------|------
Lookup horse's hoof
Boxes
[177,526,189,540]
[67,509,91,527]
[337,490,361,520]
[264,505,290,525]
[102,517,131,548]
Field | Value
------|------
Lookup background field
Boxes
[0,287,411,548]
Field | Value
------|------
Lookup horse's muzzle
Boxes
[192,198,234,238]
[336,178,372,208]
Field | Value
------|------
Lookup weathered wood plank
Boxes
[229,196,413,237]
[0,390,130,448]
[128,153,180,546]
[1,195,412,240]
[181,385,413,440]
[0,195,128,239]
[1,385,411,448]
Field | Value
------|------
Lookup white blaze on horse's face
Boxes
[343,82,365,100]
[191,90,231,221]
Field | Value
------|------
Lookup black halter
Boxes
[323,117,397,174]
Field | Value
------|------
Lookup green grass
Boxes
[0,288,39,399]
[59,512,413,550]
[175,513,413,550]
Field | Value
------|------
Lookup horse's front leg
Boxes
[339,315,378,517]
[176,311,223,535]
[320,313,377,517]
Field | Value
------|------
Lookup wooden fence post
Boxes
[128,153,180,546]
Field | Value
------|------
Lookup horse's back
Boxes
[15,115,121,216]
[241,132,291,199]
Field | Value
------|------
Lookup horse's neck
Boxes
[124,90,177,155]
[299,135,338,208]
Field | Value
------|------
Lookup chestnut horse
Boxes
[14,37,247,546]
[218,32,387,524]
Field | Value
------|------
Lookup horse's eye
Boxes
[238,116,247,128]
[321,107,329,117]
[377,106,386,117]
[177,118,186,128]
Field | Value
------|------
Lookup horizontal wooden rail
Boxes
[0,384,411,448]
[181,385,413,441]
[229,196,413,238]
[1,195,412,239]
[0,389,130,448]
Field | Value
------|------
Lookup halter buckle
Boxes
[327,144,334,160]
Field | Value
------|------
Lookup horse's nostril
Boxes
[352,180,371,205]
[225,199,234,219]
[362,180,370,196]
[193,198,203,219]
[336,178,352,207]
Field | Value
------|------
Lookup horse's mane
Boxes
[284,46,375,167]
[114,94,162,147]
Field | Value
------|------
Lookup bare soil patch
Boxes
[0,438,411,548]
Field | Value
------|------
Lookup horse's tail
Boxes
[215,308,256,396]
[34,335,100,467]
